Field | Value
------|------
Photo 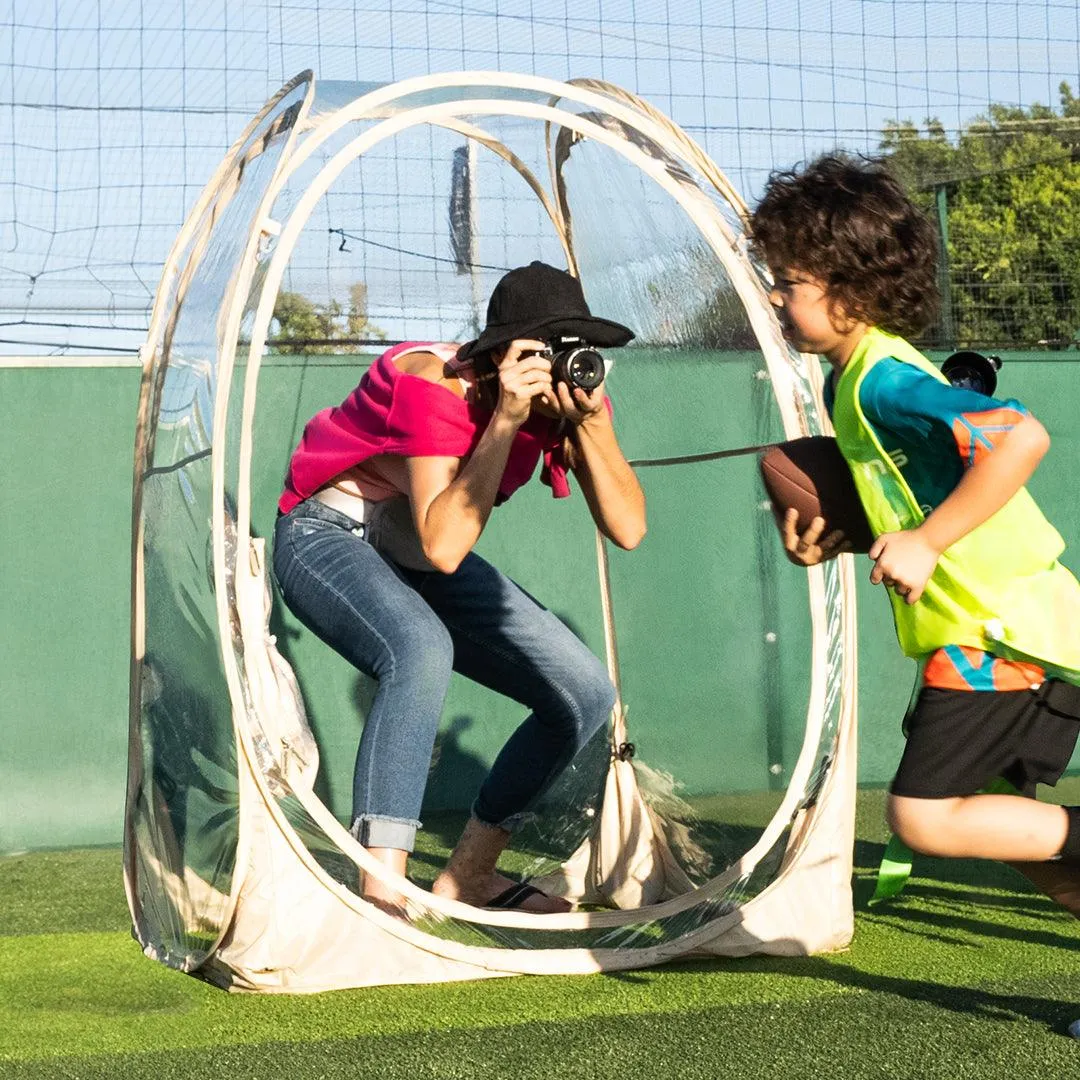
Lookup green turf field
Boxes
[3,788,1079,1080]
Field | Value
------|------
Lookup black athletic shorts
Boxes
[890,679,1080,799]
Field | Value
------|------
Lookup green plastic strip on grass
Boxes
[868,833,914,906]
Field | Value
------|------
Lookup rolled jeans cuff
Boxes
[350,814,419,852]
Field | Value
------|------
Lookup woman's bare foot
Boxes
[430,817,571,913]
[432,868,571,912]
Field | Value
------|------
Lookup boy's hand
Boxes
[781,508,852,566]
[868,529,941,604]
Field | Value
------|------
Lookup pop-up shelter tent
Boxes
[126,71,860,991]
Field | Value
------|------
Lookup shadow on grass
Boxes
[857,906,1079,954]
[656,952,1079,1036]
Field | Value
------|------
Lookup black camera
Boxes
[541,335,606,392]
[941,350,1002,397]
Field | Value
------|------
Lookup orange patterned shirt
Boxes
[922,644,1045,692]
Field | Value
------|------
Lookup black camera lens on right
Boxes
[551,345,605,391]
[539,334,606,392]
[941,350,1003,397]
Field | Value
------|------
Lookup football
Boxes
[759,436,874,554]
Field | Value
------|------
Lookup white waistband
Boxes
[312,486,371,524]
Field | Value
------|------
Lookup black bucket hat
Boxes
[457,261,635,360]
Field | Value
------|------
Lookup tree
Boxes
[269,282,385,354]
[881,83,1080,348]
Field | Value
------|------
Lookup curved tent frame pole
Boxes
[125,72,861,985]
[232,88,849,935]
[565,79,754,228]
[127,71,316,961]
[541,78,854,820]
[130,72,859,982]
[216,78,854,943]
[437,117,572,266]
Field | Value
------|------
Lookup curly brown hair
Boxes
[748,153,940,338]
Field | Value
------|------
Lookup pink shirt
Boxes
[278,341,576,513]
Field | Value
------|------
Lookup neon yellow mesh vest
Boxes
[831,327,1080,683]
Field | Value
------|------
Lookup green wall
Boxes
[3,350,1078,852]
[2,367,138,851]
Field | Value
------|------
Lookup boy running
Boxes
[749,153,1080,926]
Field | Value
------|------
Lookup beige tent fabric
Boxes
[192,538,858,990]
[698,675,858,958]
[205,768,513,992]
[183,537,857,991]
[530,728,702,909]
[204,707,855,992]
[233,536,319,795]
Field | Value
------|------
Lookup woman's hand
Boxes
[781,508,852,566]
[543,380,606,425]
[868,528,941,604]
[494,339,553,426]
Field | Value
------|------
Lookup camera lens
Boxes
[943,365,983,392]
[551,346,605,391]
[941,350,1002,397]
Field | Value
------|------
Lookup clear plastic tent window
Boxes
[126,71,859,991]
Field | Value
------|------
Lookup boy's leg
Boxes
[1007,861,1080,918]
[887,679,1080,1038]
[888,796,1080,922]
[888,680,1080,912]
[887,792,1070,862]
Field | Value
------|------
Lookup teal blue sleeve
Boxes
[862,359,1029,467]
[859,358,1030,508]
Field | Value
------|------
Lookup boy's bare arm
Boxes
[871,413,1050,603]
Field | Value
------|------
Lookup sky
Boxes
[3,0,1080,353]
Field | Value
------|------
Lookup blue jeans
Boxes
[272,497,616,852]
